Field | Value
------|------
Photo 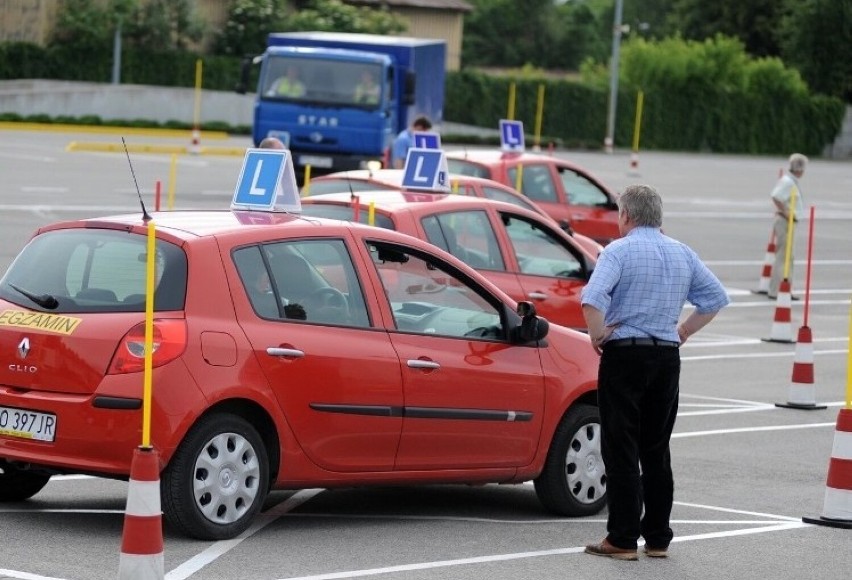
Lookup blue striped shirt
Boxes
[580,227,730,342]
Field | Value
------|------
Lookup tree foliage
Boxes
[212,0,290,56]
[779,0,852,100]
[51,0,206,53]
[282,0,406,35]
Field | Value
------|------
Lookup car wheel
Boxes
[534,404,606,516]
[0,464,51,501]
[161,413,270,540]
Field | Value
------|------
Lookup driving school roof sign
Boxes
[232,149,301,213]
[401,148,450,193]
[499,119,525,153]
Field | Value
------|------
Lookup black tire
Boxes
[161,413,270,540]
[0,465,51,501]
[534,404,606,516]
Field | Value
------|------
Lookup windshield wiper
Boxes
[8,283,59,310]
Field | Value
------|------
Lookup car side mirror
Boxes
[511,301,549,343]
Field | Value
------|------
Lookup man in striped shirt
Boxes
[581,184,730,561]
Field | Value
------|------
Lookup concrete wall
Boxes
[0,79,255,127]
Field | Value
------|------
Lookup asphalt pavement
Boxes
[1,127,851,580]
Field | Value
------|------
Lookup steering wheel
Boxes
[307,287,348,309]
[464,326,497,339]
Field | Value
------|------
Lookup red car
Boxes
[304,168,603,257]
[301,191,596,330]
[0,209,603,540]
[445,150,621,245]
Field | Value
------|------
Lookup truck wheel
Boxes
[534,404,606,516]
[162,413,270,540]
[0,464,51,501]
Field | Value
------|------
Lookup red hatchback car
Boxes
[301,191,597,330]
[304,168,604,258]
[445,150,621,245]
[0,209,604,540]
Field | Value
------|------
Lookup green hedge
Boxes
[0,41,844,155]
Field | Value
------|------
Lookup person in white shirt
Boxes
[768,153,808,299]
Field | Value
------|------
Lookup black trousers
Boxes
[598,344,680,550]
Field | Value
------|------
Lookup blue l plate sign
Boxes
[413,131,441,149]
[499,119,525,153]
[401,149,450,192]
[232,149,301,213]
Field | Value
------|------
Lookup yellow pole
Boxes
[141,221,156,447]
[507,82,516,121]
[193,59,202,130]
[847,298,852,408]
[514,164,524,193]
[632,90,644,153]
[782,186,798,280]
[451,179,458,194]
[303,165,312,196]
[368,201,375,226]
[168,154,177,210]
[534,84,545,150]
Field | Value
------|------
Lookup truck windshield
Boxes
[262,56,385,109]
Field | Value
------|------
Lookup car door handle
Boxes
[407,359,440,369]
[527,292,548,300]
[267,347,305,358]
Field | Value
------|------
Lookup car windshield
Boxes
[0,229,187,313]
[305,179,396,196]
[300,204,396,229]
[446,159,490,178]
[262,56,385,109]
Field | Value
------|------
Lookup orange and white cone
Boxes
[118,447,164,580]
[628,152,639,174]
[189,128,201,155]
[776,326,826,409]
[752,233,775,295]
[803,408,852,529]
[762,278,795,343]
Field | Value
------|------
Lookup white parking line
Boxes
[271,503,806,580]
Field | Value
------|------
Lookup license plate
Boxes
[0,405,56,442]
[298,155,333,169]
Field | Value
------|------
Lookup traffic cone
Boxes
[752,231,775,295]
[118,446,164,580]
[628,151,639,175]
[762,278,795,343]
[776,326,827,409]
[189,128,201,155]
[803,408,852,529]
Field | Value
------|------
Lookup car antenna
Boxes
[122,137,152,222]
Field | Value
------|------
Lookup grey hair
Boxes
[618,184,663,227]
[789,153,808,173]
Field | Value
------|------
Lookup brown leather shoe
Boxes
[644,546,668,558]
[584,539,638,560]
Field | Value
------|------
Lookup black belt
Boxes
[605,337,680,348]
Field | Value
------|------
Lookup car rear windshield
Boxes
[306,179,396,196]
[0,229,187,313]
[446,159,490,179]
[300,204,395,230]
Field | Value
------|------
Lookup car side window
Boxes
[502,214,585,279]
[233,239,371,327]
[507,164,558,203]
[421,211,504,271]
[367,241,505,340]
[558,168,610,206]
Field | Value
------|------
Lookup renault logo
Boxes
[17,337,30,359]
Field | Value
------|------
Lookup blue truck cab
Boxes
[242,32,446,175]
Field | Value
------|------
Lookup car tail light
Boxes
[108,320,187,374]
